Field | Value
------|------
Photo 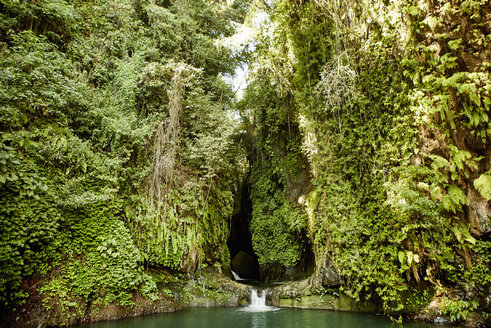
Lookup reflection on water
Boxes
[78,307,450,328]
[250,311,265,328]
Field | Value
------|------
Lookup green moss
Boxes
[241,0,490,314]
[278,293,380,313]
[0,0,246,313]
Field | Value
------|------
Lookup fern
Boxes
[430,155,449,170]
[442,185,469,213]
[473,173,491,200]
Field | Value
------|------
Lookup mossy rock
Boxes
[281,294,335,309]
[335,294,379,313]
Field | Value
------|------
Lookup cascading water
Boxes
[250,288,266,307]
[242,288,277,312]
[231,270,244,281]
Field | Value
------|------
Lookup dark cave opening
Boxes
[227,181,260,281]
[227,179,316,283]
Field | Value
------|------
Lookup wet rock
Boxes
[259,255,314,282]
[434,316,448,324]
[484,285,491,313]
[3,291,180,328]
[454,281,477,301]
[269,278,380,313]
[170,267,250,308]
[315,258,343,287]
[467,186,491,236]
[88,294,180,323]
[231,250,259,280]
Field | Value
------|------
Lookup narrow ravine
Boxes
[0,0,489,327]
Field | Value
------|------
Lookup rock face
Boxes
[259,257,314,282]
[2,268,249,328]
[169,267,250,308]
[485,285,491,313]
[268,278,381,313]
[87,294,180,323]
[284,161,313,203]
[467,186,491,236]
[267,273,489,328]
[231,251,259,280]
[3,292,180,328]
[309,259,343,288]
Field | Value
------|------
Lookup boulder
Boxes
[310,258,343,288]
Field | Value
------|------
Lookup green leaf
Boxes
[448,38,462,51]
[407,6,420,16]
[453,227,462,243]
[398,251,405,264]
[453,226,477,245]
[442,185,469,213]
[464,235,476,245]
[430,155,449,170]
[473,173,491,200]
[483,96,491,111]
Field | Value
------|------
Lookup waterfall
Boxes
[231,270,244,281]
[240,288,278,312]
[250,288,266,307]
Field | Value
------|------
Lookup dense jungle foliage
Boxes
[241,0,490,316]
[0,0,490,325]
[0,0,248,314]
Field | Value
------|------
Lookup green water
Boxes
[78,307,450,328]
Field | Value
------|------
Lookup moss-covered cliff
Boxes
[0,0,489,327]
[0,0,247,325]
[239,0,490,325]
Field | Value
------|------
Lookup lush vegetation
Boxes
[0,0,489,325]
[240,0,490,317]
[0,0,248,316]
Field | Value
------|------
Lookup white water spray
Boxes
[231,270,244,281]
[241,288,277,312]
[250,288,266,307]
